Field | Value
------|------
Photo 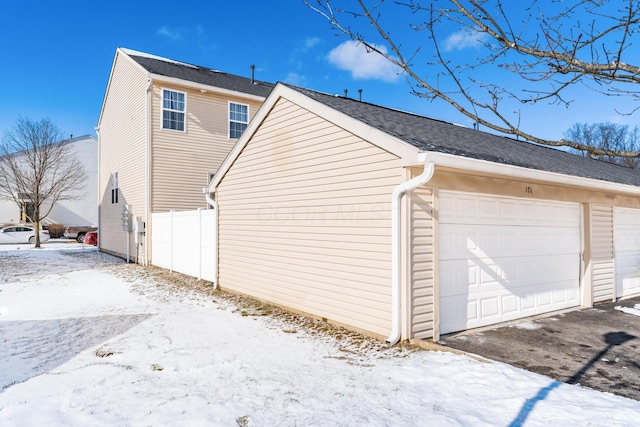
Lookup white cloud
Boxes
[284,72,307,87]
[305,37,321,49]
[157,26,184,41]
[157,25,209,45]
[443,30,487,52]
[327,40,401,82]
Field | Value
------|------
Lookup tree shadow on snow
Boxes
[508,331,636,426]
[0,313,154,392]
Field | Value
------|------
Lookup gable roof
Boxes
[287,86,640,188]
[211,83,640,194]
[1,134,96,160]
[122,48,274,98]
[64,134,97,145]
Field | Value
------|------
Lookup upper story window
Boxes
[162,89,186,131]
[111,172,119,204]
[229,102,249,139]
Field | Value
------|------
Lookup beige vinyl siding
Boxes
[217,98,403,337]
[591,204,615,302]
[98,53,149,260]
[151,85,263,213]
[409,181,435,339]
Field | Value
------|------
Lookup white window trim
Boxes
[228,101,249,139]
[161,87,187,132]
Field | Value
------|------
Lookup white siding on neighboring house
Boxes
[216,98,403,338]
[591,204,615,302]
[45,136,98,227]
[0,135,97,228]
[0,201,21,225]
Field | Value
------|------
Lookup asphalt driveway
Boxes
[441,296,640,401]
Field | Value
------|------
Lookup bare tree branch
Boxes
[304,0,640,158]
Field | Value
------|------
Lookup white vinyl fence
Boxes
[152,209,217,282]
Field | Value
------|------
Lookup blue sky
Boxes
[0,1,637,142]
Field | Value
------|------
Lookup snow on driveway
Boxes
[1,244,639,426]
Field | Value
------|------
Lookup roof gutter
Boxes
[427,151,640,196]
[387,152,435,345]
[148,73,267,102]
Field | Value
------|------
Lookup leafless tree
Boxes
[0,117,87,247]
[566,122,640,168]
[304,0,640,158]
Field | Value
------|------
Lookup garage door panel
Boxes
[440,225,580,260]
[614,207,640,298]
[619,276,640,295]
[440,192,579,227]
[439,191,581,334]
[440,278,580,332]
[440,253,580,298]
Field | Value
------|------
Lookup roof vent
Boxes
[250,64,255,84]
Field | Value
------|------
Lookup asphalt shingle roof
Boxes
[128,53,274,98]
[290,86,640,188]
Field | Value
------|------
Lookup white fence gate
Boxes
[152,209,217,282]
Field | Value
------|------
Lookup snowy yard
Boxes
[1,243,639,426]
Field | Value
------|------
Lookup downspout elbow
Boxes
[387,154,435,345]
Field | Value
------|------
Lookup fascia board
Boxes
[425,151,640,196]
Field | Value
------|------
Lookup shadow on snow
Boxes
[0,313,153,392]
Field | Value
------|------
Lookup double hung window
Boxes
[229,102,248,138]
[162,89,186,131]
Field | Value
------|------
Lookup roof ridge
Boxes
[120,47,201,69]
[289,85,591,154]
[288,84,481,132]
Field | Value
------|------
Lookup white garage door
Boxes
[439,191,581,334]
[614,207,640,298]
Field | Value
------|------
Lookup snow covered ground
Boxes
[616,304,640,317]
[1,242,639,426]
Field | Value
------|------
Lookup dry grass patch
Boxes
[107,264,437,360]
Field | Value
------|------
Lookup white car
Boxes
[0,226,50,244]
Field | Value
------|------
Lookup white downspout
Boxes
[387,152,435,345]
[95,126,101,254]
[144,77,153,266]
[204,191,219,289]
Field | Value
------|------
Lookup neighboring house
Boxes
[208,83,640,342]
[0,134,97,228]
[96,48,273,263]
